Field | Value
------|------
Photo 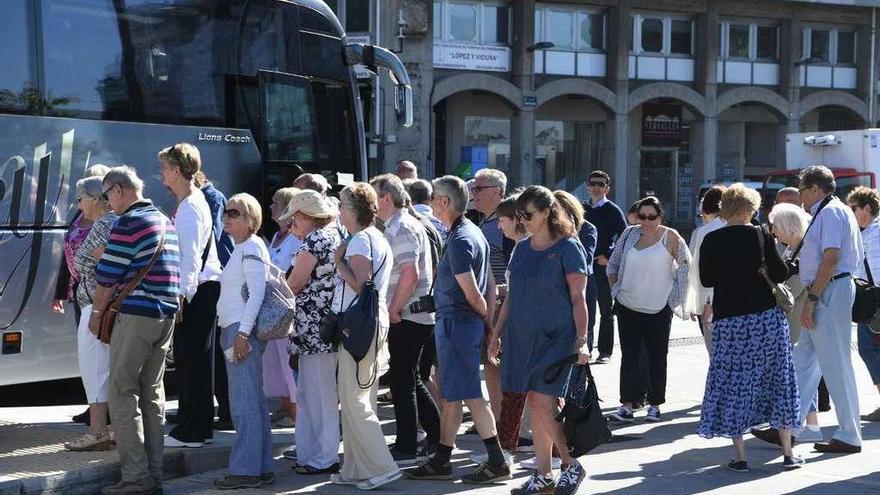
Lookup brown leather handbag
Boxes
[98,227,166,344]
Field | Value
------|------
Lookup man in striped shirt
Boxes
[88,166,180,495]
[371,174,441,465]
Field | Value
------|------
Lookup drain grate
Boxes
[668,336,706,348]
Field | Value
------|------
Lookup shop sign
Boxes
[642,104,682,147]
[433,41,510,72]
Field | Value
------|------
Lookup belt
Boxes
[832,272,851,281]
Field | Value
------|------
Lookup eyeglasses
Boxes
[223,208,242,219]
[588,181,608,188]
[472,185,499,194]
[518,208,540,221]
[100,185,116,201]
[798,185,812,193]
[637,213,660,221]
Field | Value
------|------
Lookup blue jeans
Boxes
[221,324,274,476]
[857,322,880,385]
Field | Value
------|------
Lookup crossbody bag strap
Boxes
[789,194,834,261]
[109,221,167,312]
[199,226,214,274]
[865,257,876,286]
[755,225,776,289]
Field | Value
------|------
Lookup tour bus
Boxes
[0,0,412,386]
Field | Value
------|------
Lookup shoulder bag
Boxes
[755,225,795,314]
[853,257,880,331]
[98,225,166,344]
[241,254,297,341]
[543,354,612,456]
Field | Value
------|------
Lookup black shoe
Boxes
[814,439,861,453]
[390,447,421,466]
[727,460,749,473]
[403,459,453,480]
[73,407,90,425]
[516,436,534,453]
[416,444,437,458]
[166,413,178,425]
[213,475,261,490]
[460,461,511,484]
[783,456,805,470]
[213,418,234,431]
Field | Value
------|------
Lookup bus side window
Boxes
[0,0,35,113]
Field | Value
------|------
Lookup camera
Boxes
[319,312,340,344]
[785,257,800,276]
[409,295,436,314]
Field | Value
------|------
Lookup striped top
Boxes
[480,213,508,284]
[383,211,434,325]
[96,200,180,319]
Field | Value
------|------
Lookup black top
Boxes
[700,225,788,320]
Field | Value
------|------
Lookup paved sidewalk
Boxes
[3,319,880,494]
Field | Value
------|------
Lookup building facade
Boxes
[350,0,879,225]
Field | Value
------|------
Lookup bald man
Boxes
[396,160,418,180]
[776,187,801,206]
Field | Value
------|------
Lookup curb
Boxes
[0,443,290,495]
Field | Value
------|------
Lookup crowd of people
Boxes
[51,143,880,494]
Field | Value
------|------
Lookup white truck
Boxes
[773,129,879,195]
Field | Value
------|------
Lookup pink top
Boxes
[62,215,92,300]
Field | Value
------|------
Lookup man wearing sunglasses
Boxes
[584,171,627,364]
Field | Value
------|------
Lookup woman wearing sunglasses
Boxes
[213,193,274,490]
[489,185,589,495]
[606,196,691,424]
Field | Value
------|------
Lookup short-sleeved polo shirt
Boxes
[435,217,489,321]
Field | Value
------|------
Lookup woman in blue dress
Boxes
[488,186,590,495]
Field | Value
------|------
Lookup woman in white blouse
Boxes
[606,196,691,424]
[263,187,302,428]
[213,193,273,490]
[687,185,726,352]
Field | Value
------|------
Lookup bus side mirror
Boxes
[345,43,413,128]
[395,84,413,128]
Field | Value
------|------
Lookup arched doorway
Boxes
[431,74,522,179]
[717,102,788,182]
[534,94,613,199]
[800,105,866,132]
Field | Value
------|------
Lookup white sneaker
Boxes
[356,469,402,490]
[416,429,428,443]
[520,455,561,470]
[163,436,204,448]
[468,450,513,465]
[329,473,359,485]
[797,426,824,442]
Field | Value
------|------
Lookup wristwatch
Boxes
[807,285,819,302]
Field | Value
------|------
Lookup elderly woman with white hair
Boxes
[749,202,824,442]
[65,176,118,451]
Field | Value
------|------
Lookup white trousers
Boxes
[338,327,397,481]
[77,304,111,403]
[793,277,862,446]
[295,352,340,469]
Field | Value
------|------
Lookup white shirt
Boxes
[589,195,609,208]
[617,231,674,314]
[332,226,393,328]
[858,217,880,282]
[175,190,222,300]
[217,236,269,335]
[269,232,303,273]
[687,216,726,314]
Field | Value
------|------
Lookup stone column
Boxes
[780,13,803,157]
[608,0,630,206]
[510,109,536,186]
[509,0,535,187]
[695,3,719,187]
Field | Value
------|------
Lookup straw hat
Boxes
[278,190,337,223]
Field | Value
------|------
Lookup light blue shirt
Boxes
[858,217,880,282]
[589,195,609,208]
[799,195,864,286]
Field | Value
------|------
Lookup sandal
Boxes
[65,431,113,451]
[295,463,340,475]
